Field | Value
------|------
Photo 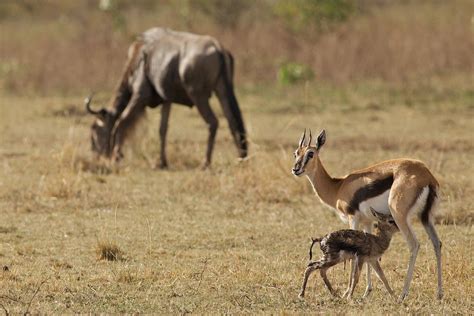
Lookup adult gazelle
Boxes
[292,129,443,301]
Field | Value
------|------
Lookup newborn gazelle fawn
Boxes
[299,208,399,299]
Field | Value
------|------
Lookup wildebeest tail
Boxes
[217,50,247,158]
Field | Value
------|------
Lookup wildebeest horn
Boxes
[298,128,306,147]
[84,93,101,115]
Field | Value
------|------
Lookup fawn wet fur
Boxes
[299,208,399,300]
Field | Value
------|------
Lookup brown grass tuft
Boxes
[96,240,123,261]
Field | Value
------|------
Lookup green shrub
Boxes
[277,62,314,85]
[190,0,252,29]
[273,0,354,32]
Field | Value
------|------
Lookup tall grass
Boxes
[0,0,472,95]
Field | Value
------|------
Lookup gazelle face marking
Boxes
[292,129,326,177]
[292,147,316,176]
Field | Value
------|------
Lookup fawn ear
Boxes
[370,207,385,221]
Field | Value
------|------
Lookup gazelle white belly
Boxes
[359,189,391,216]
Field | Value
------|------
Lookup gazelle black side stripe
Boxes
[348,175,394,214]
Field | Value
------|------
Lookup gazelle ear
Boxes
[316,129,326,150]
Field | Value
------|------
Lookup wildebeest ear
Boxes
[316,129,326,150]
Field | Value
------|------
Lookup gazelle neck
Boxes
[306,156,341,208]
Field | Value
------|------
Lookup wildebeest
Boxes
[86,27,247,168]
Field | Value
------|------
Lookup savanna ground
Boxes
[0,0,473,314]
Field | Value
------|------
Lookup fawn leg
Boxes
[299,261,320,299]
[362,223,373,298]
[343,218,359,298]
[347,256,364,300]
[320,268,338,297]
[370,259,395,298]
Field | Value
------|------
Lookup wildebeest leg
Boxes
[157,102,171,169]
[194,97,218,168]
[111,93,147,162]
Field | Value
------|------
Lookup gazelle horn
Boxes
[298,128,306,147]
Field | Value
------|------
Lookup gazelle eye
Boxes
[307,152,314,158]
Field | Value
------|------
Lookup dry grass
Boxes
[96,240,123,261]
[0,1,472,313]
[0,82,472,313]
[0,1,472,94]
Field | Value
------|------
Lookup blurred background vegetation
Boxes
[0,0,472,95]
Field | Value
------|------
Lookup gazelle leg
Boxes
[347,256,363,300]
[342,217,359,298]
[157,102,171,169]
[318,260,339,297]
[320,268,338,297]
[299,261,320,299]
[392,215,420,301]
[369,259,395,298]
[389,181,424,302]
[299,260,338,298]
[362,223,373,298]
[342,261,353,298]
[422,219,443,299]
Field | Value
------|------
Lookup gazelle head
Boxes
[292,129,326,176]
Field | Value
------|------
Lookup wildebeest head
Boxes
[85,94,114,157]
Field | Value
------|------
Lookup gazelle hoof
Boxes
[362,287,373,299]
[398,292,408,302]
[341,289,350,299]
[298,293,305,300]
[437,291,444,300]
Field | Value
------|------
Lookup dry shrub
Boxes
[38,142,86,199]
[96,240,123,261]
[50,259,73,270]
[116,269,136,283]
[74,156,113,175]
